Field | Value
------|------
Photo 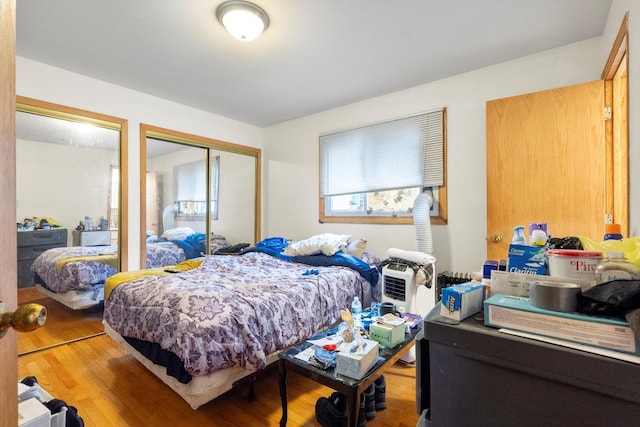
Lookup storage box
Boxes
[440,282,486,321]
[507,244,546,275]
[369,315,406,348]
[18,398,50,427]
[335,339,379,379]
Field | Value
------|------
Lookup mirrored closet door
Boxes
[141,124,260,266]
[16,96,127,355]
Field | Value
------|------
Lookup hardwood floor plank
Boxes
[18,334,420,426]
[17,287,105,355]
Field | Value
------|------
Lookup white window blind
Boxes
[320,109,444,197]
[174,161,206,201]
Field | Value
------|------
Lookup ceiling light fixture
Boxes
[216,0,270,42]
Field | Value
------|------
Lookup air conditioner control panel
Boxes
[386,262,409,272]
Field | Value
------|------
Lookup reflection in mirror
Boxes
[142,125,260,267]
[15,97,127,355]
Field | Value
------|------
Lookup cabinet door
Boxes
[486,80,605,261]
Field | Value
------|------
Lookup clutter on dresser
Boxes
[75,215,109,231]
[469,222,640,363]
[17,216,63,231]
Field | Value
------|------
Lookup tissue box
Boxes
[440,282,486,321]
[335,339,379,380]
[507,244,546,275]
[369,316,406,348]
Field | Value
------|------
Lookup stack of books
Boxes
[483,294,640,360]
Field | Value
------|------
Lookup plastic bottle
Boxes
[351,296,362,329]
[604,224,623,241]
[511,226,526,246]
[529,223,548,247]
[595,251,640,283]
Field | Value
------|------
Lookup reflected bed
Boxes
[31,234,230,310]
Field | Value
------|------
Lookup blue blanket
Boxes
[242,237,380,287]
[169,233,207,259]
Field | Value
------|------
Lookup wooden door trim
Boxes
[0,0,17,425]
[602,13,628,81]
[602,13,629,236]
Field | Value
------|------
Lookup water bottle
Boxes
[351,296,362,329]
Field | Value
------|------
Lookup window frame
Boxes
[319,109,448,225]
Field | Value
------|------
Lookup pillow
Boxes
[283,233,351,257]
[162,226,195,241]
[346,238,367,259]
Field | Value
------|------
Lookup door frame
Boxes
[602,13,629,235]
[0,0,17,425]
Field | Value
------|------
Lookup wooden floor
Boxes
[17,287,105,355]
[18,334,420,426]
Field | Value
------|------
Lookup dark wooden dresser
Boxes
[17,228,67,288]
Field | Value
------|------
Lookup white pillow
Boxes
[346,238,367,259]
[283,233,351,257]
[162,226,195,241]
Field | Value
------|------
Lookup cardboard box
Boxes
[335,339,379,379]
[440,282,486,321]
[369,315,405,348]
[484,294,640,355]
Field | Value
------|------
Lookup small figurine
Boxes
[341,328,354,343]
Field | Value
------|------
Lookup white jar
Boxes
[595,251,640,284]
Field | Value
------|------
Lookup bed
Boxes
[102,235,381,409]
[31,231,230,310]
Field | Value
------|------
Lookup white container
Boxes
[547,249,603,284]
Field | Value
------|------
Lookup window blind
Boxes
[320,108,444,197]
[174,161,206,201]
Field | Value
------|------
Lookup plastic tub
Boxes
[547,249,603,282]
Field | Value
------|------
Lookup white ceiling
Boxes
[16,0,612,128]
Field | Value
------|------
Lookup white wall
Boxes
[17,57,263,270]
[263,29,629,273]
[16,139,117,245]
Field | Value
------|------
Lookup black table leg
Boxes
[279,359,288,427]
[348,389,361,427]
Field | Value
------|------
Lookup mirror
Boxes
[15,96,127,355]
[141,125,260,265]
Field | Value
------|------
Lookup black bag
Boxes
[576,279,640,318]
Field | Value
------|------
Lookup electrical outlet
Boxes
[605,213,613,224]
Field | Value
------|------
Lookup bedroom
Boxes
[2,0,639,426]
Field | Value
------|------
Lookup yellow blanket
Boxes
[55,254,119,274]
[104,259,203,300]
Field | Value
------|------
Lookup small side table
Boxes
[278,324,421,427]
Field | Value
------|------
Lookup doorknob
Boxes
[0,302,47,338]
[490,234,502,244]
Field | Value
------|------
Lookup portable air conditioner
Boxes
[382,261,436,316]
[381,259,436,364]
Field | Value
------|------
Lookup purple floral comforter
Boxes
[103,252,376,377]
[31,242,186,293]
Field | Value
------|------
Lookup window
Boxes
[174,156,220,220]
[319,108,447,224]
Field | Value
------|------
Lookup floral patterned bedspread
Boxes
[31,242,186,293]
[103,252,376,377]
